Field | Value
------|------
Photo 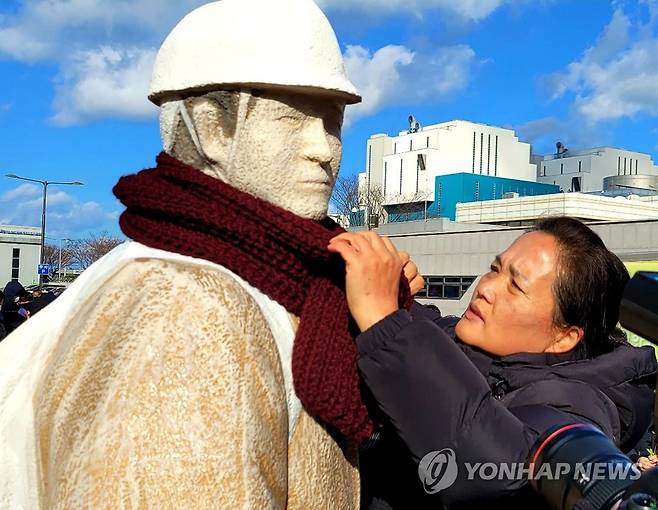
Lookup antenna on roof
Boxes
[408,115,421,134]
[556,141,569,158]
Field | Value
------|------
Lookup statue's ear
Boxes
[185,94,235,169]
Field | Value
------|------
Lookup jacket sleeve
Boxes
[36,259,288,509]
[357,310,540,504]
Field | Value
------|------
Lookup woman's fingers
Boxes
[328,230,402,332]
[329,232,371,254]
[327,238,359,264]
[409,274,425,295]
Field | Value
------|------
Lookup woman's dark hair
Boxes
[529,217,629,358]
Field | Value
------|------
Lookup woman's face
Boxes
[455,231,576,356]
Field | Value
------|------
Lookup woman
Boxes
[328,217,657,509]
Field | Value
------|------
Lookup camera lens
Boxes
[529,424,639,510]
[621,493,657,510]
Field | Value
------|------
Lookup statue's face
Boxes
[192,91,344,220]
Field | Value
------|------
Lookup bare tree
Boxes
[331,175,361,218]
[42,244,74,275]
[69,232,124,270]
[330,175,386,228]
[360,184,386,228]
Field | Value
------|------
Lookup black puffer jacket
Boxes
[359,303,657,509]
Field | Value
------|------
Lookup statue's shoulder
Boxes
[107,253,263,318]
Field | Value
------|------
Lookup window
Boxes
[472,132,477,173]
[487,134,491,175]
[479,133,484,174]
[571,176,581,192]
[417,153,426,171]
[578,161,582,172]
[542,166,546,177]
[383,162,387,196]
[410,140,413,151]
[394,143,397,154]
[11,248,20,281]
[427,136,430,148]
[399,159,403,194]
[624,158,627,175]
[417,276,477,300]
[618,156,621,175]
[560,163,564,175]
[367,146,371,173]
[494,135,499,176]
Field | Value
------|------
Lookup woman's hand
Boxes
[328,231,403,332]
[400,252,425,296]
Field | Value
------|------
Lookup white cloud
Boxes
[546,4,658,123]
[1,0,483,126]
[0,183,41,202]
[318,0,506,21]
[0,1,206,61]
[516,117,562,144]
[344,44,476,126]
[0,184,117,237]
[516,116,605,155]
[52,46,158,125]
[0,0,205,124]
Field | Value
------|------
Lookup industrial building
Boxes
[0,225,41,287]
[353,117,658,229]
[362,119,538,214]
[537,146,658,193]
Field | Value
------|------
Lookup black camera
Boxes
[530,272,658,510]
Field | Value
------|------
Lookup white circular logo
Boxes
[418,448,459,494]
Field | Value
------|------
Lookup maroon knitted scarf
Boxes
[113,152,411,444]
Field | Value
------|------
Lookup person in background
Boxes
[330,216,657,509]
[1,282,27,335]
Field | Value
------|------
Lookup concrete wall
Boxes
[456,193,658,224]
[381,219,658,316]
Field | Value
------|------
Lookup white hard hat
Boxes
[149,0,361,105]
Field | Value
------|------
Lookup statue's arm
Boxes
[37,260,288,509]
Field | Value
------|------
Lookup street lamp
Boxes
[45,236,74,282]
[5,174,84,288]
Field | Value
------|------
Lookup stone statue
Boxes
[0,0,370,508]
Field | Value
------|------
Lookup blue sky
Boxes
[1,0,657,239]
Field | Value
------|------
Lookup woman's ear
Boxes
[545,325,584,354]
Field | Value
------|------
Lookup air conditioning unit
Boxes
[502,192,520,199]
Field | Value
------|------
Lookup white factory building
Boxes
[0,225,41,287]
[362,119,537,205]
[536,146,658,193]
[353,116,658,228]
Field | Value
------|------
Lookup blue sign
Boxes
[37,264,51,276]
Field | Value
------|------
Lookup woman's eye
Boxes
[490,265,499,272]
